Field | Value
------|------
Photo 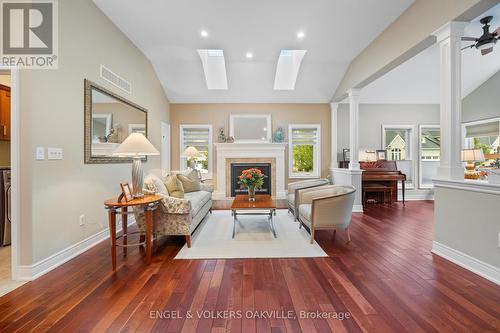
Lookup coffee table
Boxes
[230,195,277,238]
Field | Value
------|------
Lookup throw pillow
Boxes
[144,174,169,196]
[177,174,201,193]
[164,175,185,198]
[180,168,200,182]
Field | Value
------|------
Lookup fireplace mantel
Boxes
[214,143,288,199]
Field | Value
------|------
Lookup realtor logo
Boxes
[0,0,58,68]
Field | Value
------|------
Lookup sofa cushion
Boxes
[144,174,169,196]
[184,190,211,217]
[287,193,295,205]
[177,174,201,193]
[164,175,185,198]
[298,204,312,226]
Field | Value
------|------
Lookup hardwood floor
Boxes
[1,201,499,332]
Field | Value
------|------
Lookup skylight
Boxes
[197,49,228,90]
[273,49,307,90]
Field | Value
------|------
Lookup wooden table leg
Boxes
[108,209,117,271]
[153,207,158,252]
[145,208,152,265]
[121,207,128,257]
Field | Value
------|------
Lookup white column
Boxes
[347,89,361,170]
[433,22,468,180]
[329,103,338,171]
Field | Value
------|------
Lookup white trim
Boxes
[17,219,135,281]
[381,124,416,188]
[418,124,440,189]
[179,124,213,176]
[229,114,272,143]
[433,177,500,195]
[288,124,321,178]
[432,241,500,285]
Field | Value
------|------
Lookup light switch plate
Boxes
[47,148,63,160]
[36,147,45,160]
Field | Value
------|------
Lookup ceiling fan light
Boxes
[476,39,496,50]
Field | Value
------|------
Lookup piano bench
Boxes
[362,184,393,205]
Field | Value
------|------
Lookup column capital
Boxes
[329,102,339,111]
[433,21,468,43]
[347,88,361,97]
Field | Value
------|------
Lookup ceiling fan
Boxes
[461,16,499,55]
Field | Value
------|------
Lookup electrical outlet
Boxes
[79,214,85,226]
[48,148,63,160]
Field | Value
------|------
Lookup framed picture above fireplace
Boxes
[229,114,272,143]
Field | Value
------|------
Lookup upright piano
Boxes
[359,161,406,204]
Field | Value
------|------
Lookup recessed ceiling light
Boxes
[200,30,208,38]
[246,52,253,59]
[297,31,305,39]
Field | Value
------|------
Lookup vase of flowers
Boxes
[238,168,266,201]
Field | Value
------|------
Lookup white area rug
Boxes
[175,210,327,259]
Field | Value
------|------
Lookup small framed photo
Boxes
[376,150,387,161]
[342,148,350,162]
[119,182,133,202]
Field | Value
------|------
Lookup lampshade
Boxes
[113,133,159,157]
[461,149,485,162]
[183,146,201,159]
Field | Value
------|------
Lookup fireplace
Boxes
[230,163,271,197]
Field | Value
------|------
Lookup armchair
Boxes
[296,185,356,244]
[287,179,330,220]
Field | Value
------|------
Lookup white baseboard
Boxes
[432,241,500,285]
[17,219,135,281]
[352,204,363,213]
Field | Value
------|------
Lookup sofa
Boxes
[133,170,212,247]
[296,185,356,244]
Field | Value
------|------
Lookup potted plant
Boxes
[238,168,266,201]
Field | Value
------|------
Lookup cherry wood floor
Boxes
[1,201,499,332]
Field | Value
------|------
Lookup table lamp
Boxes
[461,149,485,179]
[183,146,200,169]
[114,133,160,198]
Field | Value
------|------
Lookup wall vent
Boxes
[100,65,131,94]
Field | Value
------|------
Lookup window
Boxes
[289,124,321,178]
[419,125,440,188]
[179,124,212,175]
[382,125,414,188]
[463,118,500,167]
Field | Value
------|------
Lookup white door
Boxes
[161,122,170,176]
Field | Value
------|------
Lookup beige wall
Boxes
[0,75,10,87]
[18,0,170,265]
[170,104,331,188]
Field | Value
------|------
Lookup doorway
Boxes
[161,122,170,176]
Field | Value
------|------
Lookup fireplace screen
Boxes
[230,163,271,197]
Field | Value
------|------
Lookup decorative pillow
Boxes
[177,174,201,193]
[144,174,169,196]
[180,168,200,182]
[164,175,184,198]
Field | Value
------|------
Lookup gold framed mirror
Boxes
[84,79,148,164]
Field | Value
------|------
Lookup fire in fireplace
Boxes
[230,163,271,197]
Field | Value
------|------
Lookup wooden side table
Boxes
[104,195,162,271]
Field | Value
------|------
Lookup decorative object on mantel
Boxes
[217,127,227,143]
[183,146,201,169]
[461,149,485,180]
[226,136,234,143]
[273,126,285,143]
[113,133,160,198]
[238,168,266,201]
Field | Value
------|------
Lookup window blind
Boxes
[182,127,210,151]
[465,121,500,138]
[291,128,318,145]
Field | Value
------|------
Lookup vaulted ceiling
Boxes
[93,0,414,103]
[359,4,500,104]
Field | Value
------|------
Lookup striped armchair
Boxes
[287,179,330,220]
